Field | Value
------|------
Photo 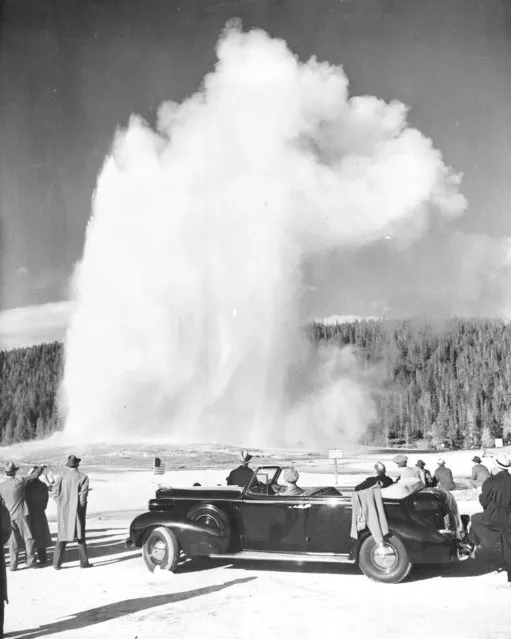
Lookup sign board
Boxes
[153,456,166,475]
[495,438,504,448]
[328,449,344,459]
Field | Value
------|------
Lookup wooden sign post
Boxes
[328,449,344,485]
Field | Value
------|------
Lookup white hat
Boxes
[496,455,511,469]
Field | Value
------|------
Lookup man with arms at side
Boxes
[53,455,92,570]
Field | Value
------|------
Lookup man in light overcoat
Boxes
[52,455,92,570]
[0,461,46,570]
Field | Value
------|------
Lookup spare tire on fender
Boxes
[186,503,231,539]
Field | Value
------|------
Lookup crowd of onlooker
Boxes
[0,454,91,637]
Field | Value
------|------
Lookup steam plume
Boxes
[61,22,466,447]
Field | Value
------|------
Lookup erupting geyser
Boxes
[61,22,466,447]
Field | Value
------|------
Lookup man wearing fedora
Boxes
[226,450,255,487]
[468,455,490,491]
[52,455,92,570]
[470,454,511,585]
[0,461,47,571]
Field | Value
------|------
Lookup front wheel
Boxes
[358,534,412,584]
[143,526,180,573]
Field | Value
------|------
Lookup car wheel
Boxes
[142,526,180,573]
[358,534,412,584]
[187,504,231,538]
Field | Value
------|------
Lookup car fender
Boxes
[128,511,230,557]
[350,523,454,564]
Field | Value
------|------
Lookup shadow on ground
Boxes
[4,529,139,570]
[5,576,257,638]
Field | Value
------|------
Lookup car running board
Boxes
[208,550,356,564]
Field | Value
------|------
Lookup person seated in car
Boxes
[279,467,304,496]
[416,460,437,487]
[355,462,394,491]
[392,454,423,482]
[226,449,255,487]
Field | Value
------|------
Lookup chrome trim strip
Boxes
[208,550,356,564]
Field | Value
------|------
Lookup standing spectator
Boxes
[468,456,490,491]
[226,450,255,487]
[434,459,455,490]
[416,460,437,487]
[52,455,92,570]
[25,466,52,566]
[0,496,11,638]
[470,455,511,585]
[0,462,46,570]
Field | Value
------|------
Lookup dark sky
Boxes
[1,0,510,318]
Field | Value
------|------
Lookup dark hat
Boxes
[4,461,19,475]
[66,455,81,468]
[472,456,482,464]
[416,460,426,469]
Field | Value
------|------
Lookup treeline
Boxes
[309,318,511,449]
[2,318,511,448]
[0,342,63,445]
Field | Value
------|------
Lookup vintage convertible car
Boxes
[126,465,473,584]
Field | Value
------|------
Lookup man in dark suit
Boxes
[226,450,255,487]
[470,454,511,585]
[0,496,11,638]
[355,462,394,491]
[25,466,52,566]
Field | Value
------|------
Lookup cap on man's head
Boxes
[238,449,253,464]
[472,456,482,464]
[392,454,408,466]
[437,458,446,466]
[416,460,426,469]
[283,467,299,483]
[66,455,81,468]
[496,455,511,469]
[4,461,19,475]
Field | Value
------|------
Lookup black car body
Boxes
[126,465,472,583]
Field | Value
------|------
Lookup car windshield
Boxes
[246,467,281,494]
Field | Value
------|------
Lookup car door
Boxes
[239,493,307,552]
[304,494,354,554]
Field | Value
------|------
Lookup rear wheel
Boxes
[142,526,180,573]
[358,534,412,584]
